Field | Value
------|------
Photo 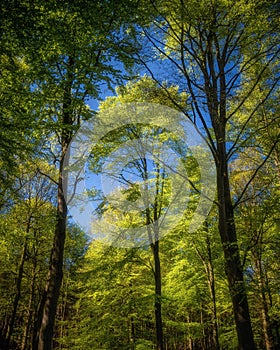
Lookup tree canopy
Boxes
[0,1,279,349]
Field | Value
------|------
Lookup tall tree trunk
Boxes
[205,232,220,350]
[151,239,163,350]
[216,140,255,350]
[33,290,46,350]
[5,210,32,348]
[187,315,193,350]
[0,317,9,350]
[5,237,28,348]
[265,271,280,348]
[129,282,136,349]
[255,258,275,350]
[143,157,164,350]
[129,315,136,350]
[193,222,220,350]
[37,159,68,350]
[37,57,73,350]
[206,41,256,348]
[21,263,36,350]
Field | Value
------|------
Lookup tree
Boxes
[230,150,280,349]
[1,1,279,348]
[61,242,155,350]
[87,76,188,350]
[0,162,56,349]
[0,1,50,207]
[3,2,143,348]
[138,1,279,348]
[0,1,143,348]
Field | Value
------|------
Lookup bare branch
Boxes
[233,138,280,209]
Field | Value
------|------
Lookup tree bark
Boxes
[265,271,280,348]
[151,240,163,350]
[5,236,28,348]
[37,162,68,350]
[194,227,220,350]
[33,290,46,350]
[205,232,220,350]
[206,30,256,348]
[37,56,73,350]
[143,156,164,350]
[21,263,36,350]
[216,140,255,350]
[255,258,275,350]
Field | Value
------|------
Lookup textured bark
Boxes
[21,263,36,350]
[206,232,220,350]
[37,58,73,350]
[151,240,163,350]
[255,259,275,350]
[216,142,255,350]
[37,175,67,350]
[6,235,28,348]
[33,289,46,350]
[144,159,164,350]
[207,29,256,349]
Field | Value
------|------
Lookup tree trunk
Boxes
[37,57,73,350]
[187,315,193,350]
[143,157,164,350]
[0,317,9,350]
[193,221,220,350]
[21,263,36,350]
[33,289,46,350]
[37,165,68,350]
[255,258,275,350]
[5,237,28,348]
[4,210,33,348]
[216,141,255,350]
[151,240,164,350]
[129,282,136,349]
[205,232,220,350]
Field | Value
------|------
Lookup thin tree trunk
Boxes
[143,157,164,350]
[5,210,32,348]
[33,289,46,350]
[187,315,193,350]
[129,316,135,350]
[205,232,220,350]
[151,239,163,350]
[193,223,220,350]
[265,271,280,347]
[57,272,69,350]
[5,237,28,348]
[0,317,9,349]
[129,282,136,349]
[21,263,36,350]
[255,258,275,350]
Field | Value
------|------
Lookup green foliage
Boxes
[135,339,154,350]
[0,0,279,349]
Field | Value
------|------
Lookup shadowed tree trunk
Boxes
[141,2,278,347]
[148,161,164,350]
[37,58,74,350]
[37,161,68,350]
[21,262,36,350]
[5,213,31,349]
[216,145,255,349]
[193,222,220,350]
[151,239,163,350]
[254,251,275,349]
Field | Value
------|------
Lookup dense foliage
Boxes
[0,1,279,349]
